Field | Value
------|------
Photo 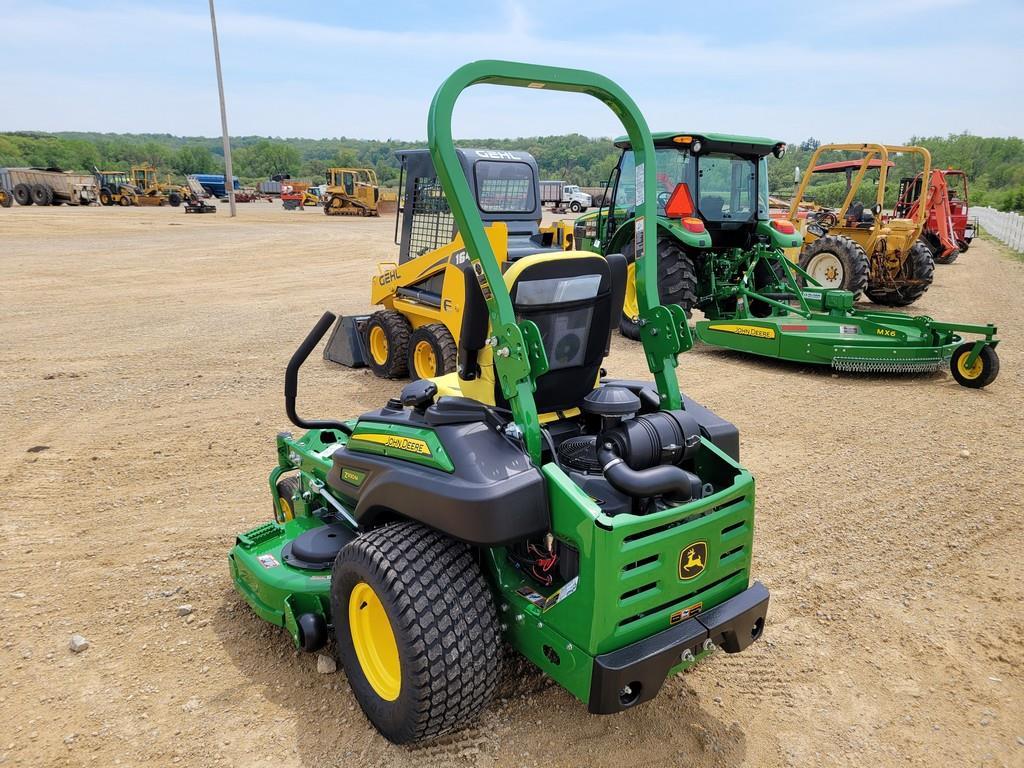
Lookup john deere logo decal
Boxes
[351,432,432,456]
[678,541,708,580]
[707,323,776,340]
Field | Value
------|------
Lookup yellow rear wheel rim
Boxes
[957,353,984,380]
[349,582,401,701]
[623,262,639,321]
[368,326,389,365]
[413,340,437,378]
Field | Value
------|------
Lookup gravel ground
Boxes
[1,203,1021,768]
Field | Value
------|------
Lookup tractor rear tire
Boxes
[100,190,113,206]
[331,521,502,744]
[169,191,182,207]
[619,236,699,340]
[865,241,934,306]
[957,238,970,253]
[407,323,457,379]
[950,343,999,389]
[798,235,869,299]
[273,475,301,523]
[364,310,411,378]
[14,183,32,206]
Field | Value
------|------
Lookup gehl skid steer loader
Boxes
[323,147,574,379]
[230,60,769,744]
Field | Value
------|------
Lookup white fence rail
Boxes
[973,206,1024,253]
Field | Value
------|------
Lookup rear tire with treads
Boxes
[865,240,934,306]
[619,236,698,340]
[331,522,502,744]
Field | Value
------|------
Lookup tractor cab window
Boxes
[343,173,355,195]
[697,154,756,222]
[615,149,693,214]
[474,161,535,213]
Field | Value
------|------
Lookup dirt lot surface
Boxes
[1,203,1022,768]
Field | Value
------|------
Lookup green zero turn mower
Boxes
[229,61,769,744]
[574,133,1001,387]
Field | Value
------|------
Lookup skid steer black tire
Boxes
[364,310,411,378]
[14,183,32,206]
[619,236,699,340]
[865,241,934,306]
[331,521,502,744]
[407,323,457,379]
[798,235,869,299]
[169,191,182,207]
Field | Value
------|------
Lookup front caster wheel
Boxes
[950,343,999,389]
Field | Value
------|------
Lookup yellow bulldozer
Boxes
[323,167,381,216]
[130,165,186,207]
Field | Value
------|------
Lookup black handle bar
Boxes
[284,312,352,435]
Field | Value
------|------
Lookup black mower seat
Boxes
[452,251,627,414]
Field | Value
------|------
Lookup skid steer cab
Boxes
[322,147,575,379]
[231,60,769,745]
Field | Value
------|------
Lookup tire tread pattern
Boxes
[332,522,502,743]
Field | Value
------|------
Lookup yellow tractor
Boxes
[324,148,574,379]
[130,165,186,207]
[789,143,934,306]
[323,167,380,216]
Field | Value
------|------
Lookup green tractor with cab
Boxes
[574,132,1001,387]
[229,62,770,744]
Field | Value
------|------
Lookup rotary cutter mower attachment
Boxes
[691,247,1000,388]
[229,61,769,744]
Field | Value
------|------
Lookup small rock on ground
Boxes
[177,604,193,616]
[316,654,337,674]
[69,634,89,653]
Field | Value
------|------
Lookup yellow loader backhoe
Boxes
[323,167,380,216]
[323,148,574,379]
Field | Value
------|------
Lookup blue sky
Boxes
[1,0,1021,142]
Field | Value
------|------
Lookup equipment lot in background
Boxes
[0,204,1021,768]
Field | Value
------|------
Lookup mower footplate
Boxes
[587,581,769,714]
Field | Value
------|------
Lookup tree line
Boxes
[1,130,1022,212]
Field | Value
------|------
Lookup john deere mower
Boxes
[323,147,574,379]
[230,61,770,744]
[789,144,934,305]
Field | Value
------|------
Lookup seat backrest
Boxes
[459,252,627,413]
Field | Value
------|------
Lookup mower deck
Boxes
[696,304,998,373]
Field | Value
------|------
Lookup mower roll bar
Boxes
[284,311,353,435]
[427,60,686,465]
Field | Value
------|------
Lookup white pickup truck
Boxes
[539,180,591,212]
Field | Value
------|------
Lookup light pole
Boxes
[208,0,236,217]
